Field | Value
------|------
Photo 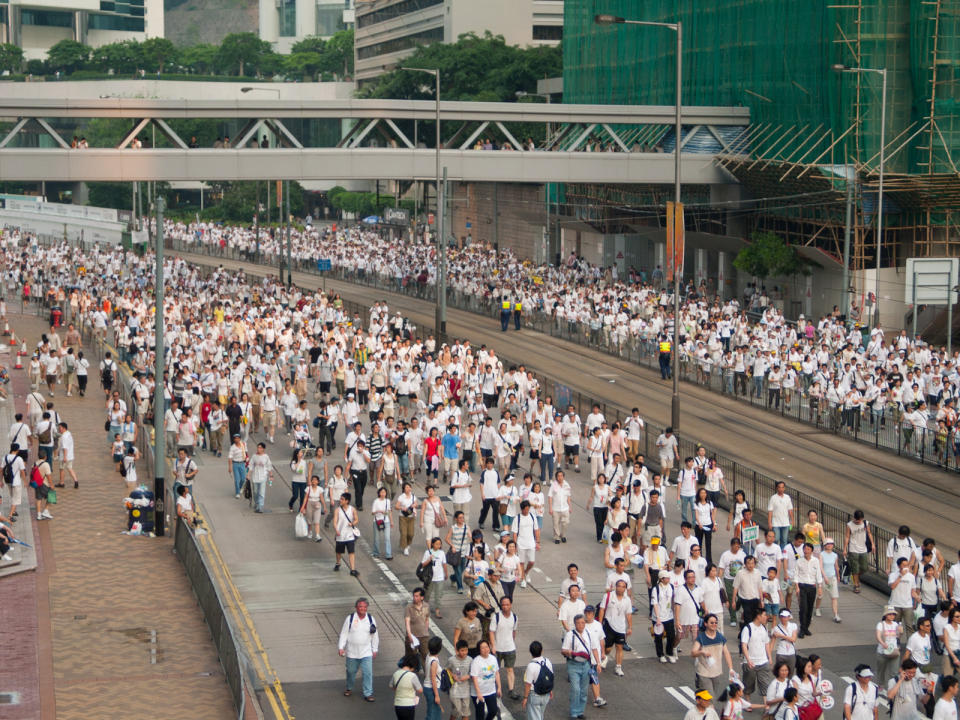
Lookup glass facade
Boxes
[357,26,443,60]
[89,12,144,31]
[532,25,562,40]
[316,2,344,36]
[357,0,443,30]
[21,9,73,27]
[279,0,296,37]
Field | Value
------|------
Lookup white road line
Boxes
[529,567,552,582]
[359,535,517,720]
[665,686,695,709]
[680,686,697,700]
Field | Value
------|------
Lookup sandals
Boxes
[343,690,351,697]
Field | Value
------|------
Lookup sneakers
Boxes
[668,655,677,664]
[37,512,43,520]
[730,620,738,627]
[235,493,241,499]
[520,580,527,589]
[815,608,822,617]
[333,563,341,571]
[593,698,607,707]
[42,510,53,519]
[659,656,668,663]
[315,537,322,543]
[1,553,11,562]
[833,615,842,623]
[403,547,410,556]
[614,665,624,677]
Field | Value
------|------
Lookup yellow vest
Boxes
[659,341,671,353]
[514,302,522,311]
[502,301,511,310]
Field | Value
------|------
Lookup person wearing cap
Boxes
[644,533,669,615]
[651,572,677,663]
[843,665,880,720]
[770,609,798,672]
[474,567,505,639]
[876,606,904,687]
[683,689,720,720]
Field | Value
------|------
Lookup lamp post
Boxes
[401,66,445,341]
[153,195,166,537]
[596,13,683,430]
[833,64,887,331]
[517,90,554,264]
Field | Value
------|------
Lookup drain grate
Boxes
[0,692,21,704]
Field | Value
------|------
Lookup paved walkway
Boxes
[179,250,960,553]
[4,312,234,720]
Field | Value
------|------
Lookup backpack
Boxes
[531,659,555,695]
[435,658,453,693]
[2,456,14,485]
[38,424,52,445]
[30,464,43,489]
[101,362,114,386]
[394,432,407,455]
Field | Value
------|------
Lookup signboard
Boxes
[905,257,959,305]
[384,207,409,225]
[741,524,759,545]
[428,213,435,225]
[466,221,472,229]
[317,259,332,272]
[665,201,685,282]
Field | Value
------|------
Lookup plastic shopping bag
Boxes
[294,513,308,538]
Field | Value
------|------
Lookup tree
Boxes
[178,44,218,75]
[216,32,273,77]
[733,231,811,281]
[141,38,178,73]
[0,43,24,74]
[89,40,143,75]
[321,29,354,79]
[46,39,92,75]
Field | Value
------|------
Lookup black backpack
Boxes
[532,659,554,695]
[101,362,114,386]
[2,456,13,485]
[394,432,407,455]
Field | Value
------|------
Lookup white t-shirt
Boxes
[949,564,960,601]
[671,534,697,562]
[767,494,793,527]
[843,682,880,720]
[674,584,703,626]
[740,622,770,666]
[470,654,499,697]
[933,697,958,720]
[889,570,917,608]
[490,611,518,652]
[600,591,631,633]
[3,453,24,487]
[755,542,783,575]
[523,658,554,692]
[421,548,446,582]
[59,431,75,461]
[905,631,932,666]
[515,512,537,550]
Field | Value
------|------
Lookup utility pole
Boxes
[438,166,447,340]
[285,179,292,287]
[255,181,260,263]
[153,195,166,537]
[842,165,853,320]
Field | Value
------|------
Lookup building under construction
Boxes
[564,0,960,326]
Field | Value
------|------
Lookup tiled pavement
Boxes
[5,312,235,720]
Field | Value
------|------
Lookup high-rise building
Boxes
[259,0,355,54]
[354,0,563,83]
[0,0,164,59]
[563,0,960,281]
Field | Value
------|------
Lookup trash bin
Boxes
[50,305,63,328]
[127,488,155,533]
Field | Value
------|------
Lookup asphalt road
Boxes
[181,250,960,554]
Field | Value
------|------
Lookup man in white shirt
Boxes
[478,457,502,531]
[514,501,539,588]
[598,579,632,677]
[948,550,960,604]
[338,598,379,701]
[548,470,571,543]
[559,585,586,633]
[932,675,958,720]
[489,596,520,700]
[522,641,554,720]
[164,400,182,458]
[559,563,587,609]
[676,457,698,523]
[670,522,698,564]
[740,609,772,702]
[844,665,881,720]
[755,530,784,577]
[795,543,823,638]
[57,422,78,489]
[766,482,794,547]
[2,444,26,520]
[889,557,920,635]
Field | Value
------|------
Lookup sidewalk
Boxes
[5,312,234,720]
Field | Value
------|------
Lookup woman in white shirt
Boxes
[701,563,725,617]
[539,426,556,483]
[394,482,418,557]
[300,474,326,541]
[527,481,544,529]
[444,510,471,594]
[370,486,393,560]
[288,447,308,512]
[945,608,960,675]
[605,496,627,538]
[326,464,348,528]
[498,540,523,601]
[587,474,612,543]
[704,458,727,507]
[876,607,903,686]
[693,487,718,564]
[765,661,793,711]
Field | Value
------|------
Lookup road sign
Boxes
[905,257,958,305]
[317,259,332,272]
[384,207,409,225]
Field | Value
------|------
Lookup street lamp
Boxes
[833,63,887,332]
[401,66,446,341]
[595,13,683,430]
[240,86,281,98]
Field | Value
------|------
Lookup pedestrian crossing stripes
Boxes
[665,686,696,709]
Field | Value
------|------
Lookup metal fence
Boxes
[169,239,957,475]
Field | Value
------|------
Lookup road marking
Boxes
[355,534,517,720]
[529,567,552,582]
[665,686,694,709]
[680,686,697,700]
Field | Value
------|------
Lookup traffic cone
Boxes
[14,349,22,369]
[2,319,9,336]
[18,340,27,357]
[8,330,15,346]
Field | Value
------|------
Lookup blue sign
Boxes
[317,259,332,272]
[465,221,472,229]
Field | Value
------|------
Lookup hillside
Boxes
[164,0,257,47]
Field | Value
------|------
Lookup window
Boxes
[357,0,443,30]
[21,9,73,28]
[88,12,145,31]
[279,0,296,37]
[532,25,562,41]
[357,26,443,59]
[316,4,344,36]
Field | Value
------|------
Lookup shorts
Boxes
[10,484,22,506]
[46,374,57,385]
[848,552,868,575]
[61,460,73,470]
[659,454,674,469]
[335,540,356,554]
[451,696,472,717]
[563,444,579,456]
[603,621,625,647]
[34,483,49,500]
[764,602,780,618]
[824,577,839,599]
[113,453,123,463]
[518,548,536,564]
[496,651,516,668]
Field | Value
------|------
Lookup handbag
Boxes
[433,502,447,528]
[498,502,508,516]
[104,420,111,432]
[446,549,461,567]
[798,700,822,720]
[47,489,57,505]
[243,478,252,500]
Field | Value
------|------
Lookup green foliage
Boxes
[178,43,219,74]
[215,32,277,77]
[46,40,92,75]
[87,182,134,210]
[362,32,561,102]
[141,38,178,72]
[328,190,398,217]
[733,231,811,280]
[284,30,354,81]
[89,40,142,75]
[0,44,24,74]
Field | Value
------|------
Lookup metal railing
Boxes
[171,238,957,475]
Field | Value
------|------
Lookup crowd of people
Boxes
[2,228,959,720]
[168,220,960,463]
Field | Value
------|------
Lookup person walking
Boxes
[334,492,361,577]
[471,639,501,720]
[390,653,423,720]
[561,614,595,720]
[300,474,326,542]
[56,422,77,489]
[288,447,308,512]
[227,434,248,499]
[424,636,445,720]
[522,641,553,720]
[248,442,272,513]
[794,543,823,638]
[691,613,734,698]
[339,598,379,703]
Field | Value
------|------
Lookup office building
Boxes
[0,0,164,60]
[354,0,563,83]
[259,0,355,54]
